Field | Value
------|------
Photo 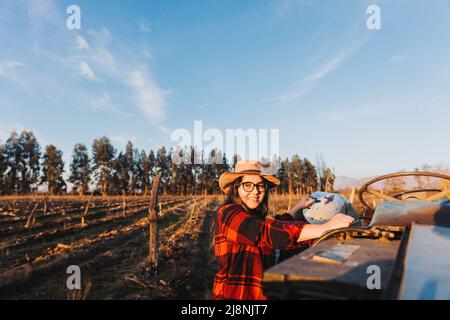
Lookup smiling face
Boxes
[237,175,267,210]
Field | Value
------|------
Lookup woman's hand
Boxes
[298,196,315,209]
[322,213,354,233]
[288,195,315,217]
[297,213,354,242]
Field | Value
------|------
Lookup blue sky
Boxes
[0,0,449,179]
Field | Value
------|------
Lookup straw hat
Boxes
[219,160,280,193]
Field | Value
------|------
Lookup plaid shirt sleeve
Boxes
[274,212,314,248]
[218,204,309,250]
[274,213,295,221]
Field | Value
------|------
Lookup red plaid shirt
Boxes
[213,203,311,300]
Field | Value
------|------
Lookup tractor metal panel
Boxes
[263,238,400,299]
[370,201,450,228]
[399,224,450,300]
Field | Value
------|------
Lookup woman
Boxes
[213,160,354,300]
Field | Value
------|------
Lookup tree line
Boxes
[0,130,335,196]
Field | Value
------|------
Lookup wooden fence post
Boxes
[43,194,48,214]
[204,188,207,214]
[189,195,198,230]
[149,174,161,266]
[25,203,39,229]
[288,177,293,211]
[122,190,126,218]
[81,191,94,228]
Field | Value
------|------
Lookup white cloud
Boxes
[80,29,116,75]
[142,47,153,59]
[319,93,450,122]
[1,13,169,127]
[272,52,347,102]
[90,48,121,75]
[92,93,116,111]
[0,61,23,74]
[87,27,112,46]
[389,54,409,63]
[91,92,134,117]
[271,82,315,102]
[27,0,62,53]
[79,61,96,80]
[138,20,151,33]
[76,36,90,50]
[158,125,170,134]
[303,52,347,83]
[27,0,59,30]
[128,70,167,124]
[72,27,168,123]
[271,34,372,103]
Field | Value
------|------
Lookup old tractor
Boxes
[263,171,450,300]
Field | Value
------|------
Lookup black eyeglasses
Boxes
[240,182,268,193]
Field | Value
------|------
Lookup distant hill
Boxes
[334,176,366,190]
[334,168,450,191]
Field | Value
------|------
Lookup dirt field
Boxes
[0,192,365,299]
[0,195,223,299]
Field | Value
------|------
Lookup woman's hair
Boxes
[222,176,271,217]
[210,176,273,260]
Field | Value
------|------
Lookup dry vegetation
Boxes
[0,195,214,299]
[0,191,374,299]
